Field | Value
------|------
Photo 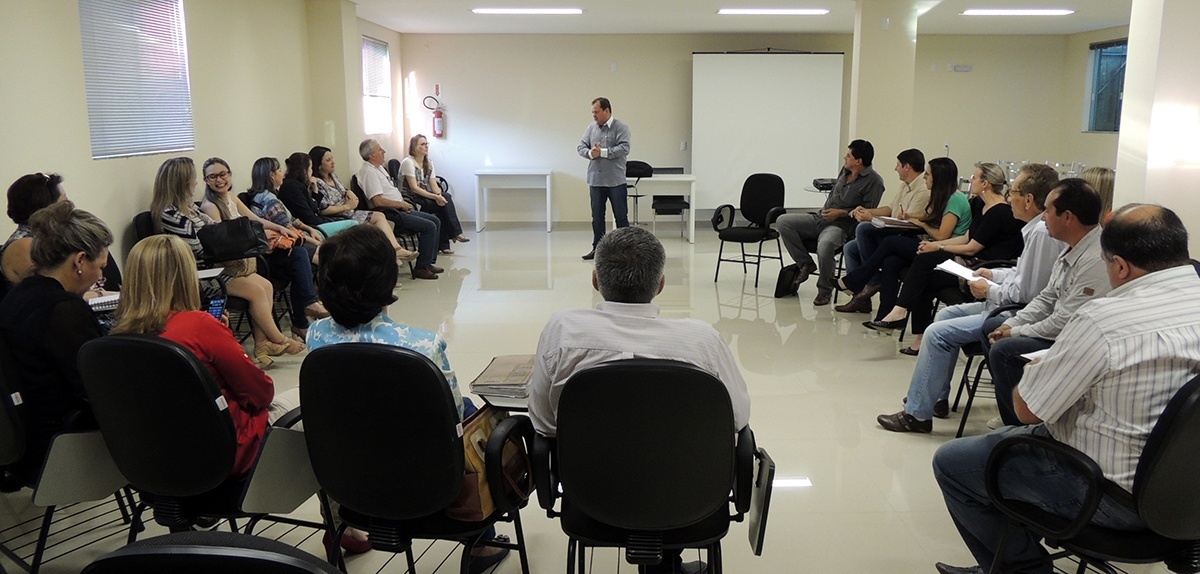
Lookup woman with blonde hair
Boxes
[112,235,298,480]
[1080,166,1115,224]
[151,156,303,367]
[400,134,468,254]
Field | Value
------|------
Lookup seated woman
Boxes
[1081,166,1115,225]
[400,134,468,254]
[838,157,971,334]
[861,162,1025,351]
[305,224,508,570]
[307,146,418,262]
[0,202,110,480]
[151,156,303,367]
[110,234,299,481]
[201,157,328,341]
[245,156,322,263]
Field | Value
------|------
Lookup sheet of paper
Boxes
[935,259,998,286]
[1020,348,1050,363]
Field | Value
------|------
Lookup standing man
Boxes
[577,97,631,260]
[356,138,443,280]
[775,139,886,306]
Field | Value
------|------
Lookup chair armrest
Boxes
[733,425,756,515]
[711,204,735,232]
[532,433,558,513]
[984,433,1109,540]
[985,303,1025,321]
[484,414,534,515]
[972,259,1017,270]
[765,206,787,226]
[271,406,302,429]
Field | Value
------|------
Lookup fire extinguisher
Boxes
[424,95,444,138]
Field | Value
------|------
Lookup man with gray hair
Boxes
[528,226,750,574]
[355,138,443,280]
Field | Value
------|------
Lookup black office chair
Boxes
[0,337,129,574]
[985,374,1200,574]
[652,195,691,238]
[299,344,533,573]
[626,160,653,225]
[712,173,786,288]
[532,359,768,574]
[78,336,320,542]
[82,530,341,574]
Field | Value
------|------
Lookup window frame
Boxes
[1084,38,1128,134]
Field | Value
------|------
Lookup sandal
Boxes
[282,338,306,355]
[440,248,455,255]
[395,247,419,262]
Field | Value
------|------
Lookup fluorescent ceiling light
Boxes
[718,8,830,16]
[472,8,582,15]
[961,9,1074,16]
[774,477,814,488]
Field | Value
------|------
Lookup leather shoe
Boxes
[877,411,932,433]
[935,563,984,574]
[582,250,595,260]
[640,560,707,574]
[794,260,818,286]
[428,264,445,274]
[864,318,906,335]
[901,397,950,419]
[412,266,439,280]
[812,292,831,306]
[834,296,872,313]
[468,546,510,574]
[898,346,919,357]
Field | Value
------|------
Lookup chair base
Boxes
[714,236,784,289]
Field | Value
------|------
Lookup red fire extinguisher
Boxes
[424,95,444,138]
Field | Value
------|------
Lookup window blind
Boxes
[362,36,392,135]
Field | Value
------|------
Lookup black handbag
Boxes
[774,264,801,298]
[196,218,269,263]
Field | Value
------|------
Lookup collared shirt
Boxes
[577,117,631,187]
[528,301,751,437]
[986,212,1065,307]
[1004,226,1110,340]
[306,313,465,420]
[1020,265,1200,491]
[887,175,930,220]
[825,166,886,233]
[356,162,406,204]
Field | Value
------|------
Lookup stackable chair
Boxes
[626,160,653,225]
[532,359,772,574]
[78,336,321,543]
[300,343,533,573]
[348,175,419,272]
[81,530,340,574]
[712,173,786,288]
[985,375,1200,574]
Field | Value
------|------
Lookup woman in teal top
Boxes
[837,157,970,322]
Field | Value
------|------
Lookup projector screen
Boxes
[692,52,844,209]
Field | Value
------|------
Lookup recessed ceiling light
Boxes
[718,8,830,16]
[961,9,1074,16]
[472,8,583,15]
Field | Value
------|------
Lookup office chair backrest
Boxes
[0,336,27,466]
[1134,374,1200,539]
[133,211,157,242]
[79,336,236,497]
[387,158,403,183]
[556,359,735,530]
[300,343,465,520]
[349,175,371,208]
[739,173,785,227]
[82,530,342,574]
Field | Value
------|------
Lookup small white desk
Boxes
[626,174,697,243]
[475,169,553,233]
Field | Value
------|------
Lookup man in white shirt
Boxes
[932,204,1200,574]
[356,138,443,280]
[528,226,750,574]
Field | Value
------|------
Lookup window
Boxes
[362,36,393,135]
[78,0,195,159]
[1086,39,1127,133]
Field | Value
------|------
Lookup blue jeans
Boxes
[388,209,440,267]
[265,247,318,329]
[903,302,988,420]
[933,425,1145,573]
[590,185,629,247]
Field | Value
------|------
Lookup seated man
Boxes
[528,226,751,574]
[983,179,1111,427]
[875,164,1062,433]
[932,204,1200,574]
[775,139,885,306]
[355,138,443,280]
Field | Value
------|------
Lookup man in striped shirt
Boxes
[931,204,1200,574]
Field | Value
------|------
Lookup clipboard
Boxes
[747,447,775,556]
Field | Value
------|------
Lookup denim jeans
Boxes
[265,247,318,329]
[387,209,440,267]
[903,302,988,420]
[590,184,629,247]
[848,222,912,287]
[933,425,1145,573]
[988,334,1054,426]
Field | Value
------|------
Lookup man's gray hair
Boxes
[594,226,665,304]
[358,139,378,161]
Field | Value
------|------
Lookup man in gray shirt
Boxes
[775,139,886,305]
[577,97,631,260]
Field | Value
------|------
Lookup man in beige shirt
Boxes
[835,148,931,313]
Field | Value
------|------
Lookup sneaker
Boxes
[986,416,1004,429]
[877,411,932,433]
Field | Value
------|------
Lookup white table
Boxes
[625,174,697,243]
[475,169,553,233]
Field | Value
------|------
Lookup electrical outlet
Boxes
[680,141,687,151]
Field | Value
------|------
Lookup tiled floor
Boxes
[0,222,1169,573]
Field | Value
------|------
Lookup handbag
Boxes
[444,405,532,522]
[775,264,801,298]
[196,218,269,262]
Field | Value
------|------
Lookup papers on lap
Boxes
[935,259,998,286]
[469,354,534,398]
[870,216,921,230]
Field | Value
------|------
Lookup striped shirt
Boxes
[1020,265,1200,491]
[1004,225,1110,340]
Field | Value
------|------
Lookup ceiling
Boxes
[354,0,1132,36]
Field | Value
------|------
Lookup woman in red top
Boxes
[110,234,299,478]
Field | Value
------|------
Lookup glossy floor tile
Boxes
[0,223,1169,573]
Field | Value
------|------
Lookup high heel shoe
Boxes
[863,318,907,335]
[452,235,470,243]
[282,338,306,355]
[395,247,419,262]
[305,302,330,319]
[252,349,274,369]
[290,325,307,341]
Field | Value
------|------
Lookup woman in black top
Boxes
[0,202,112,480]
[865,162,1025,351]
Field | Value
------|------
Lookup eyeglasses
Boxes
[204,170,231,182]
